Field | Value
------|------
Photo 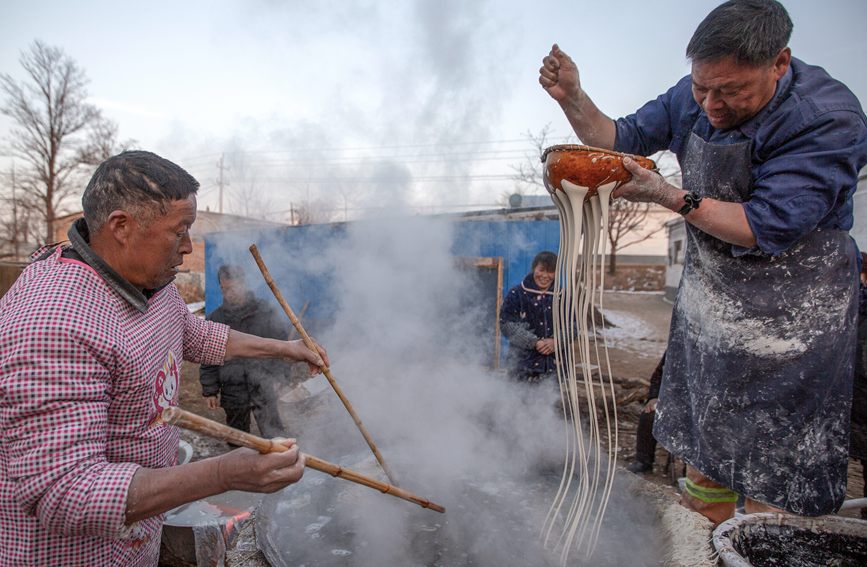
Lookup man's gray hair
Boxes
[686,0,792,65]
[82,150,199,233]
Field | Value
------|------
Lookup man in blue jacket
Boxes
[540,0,867,524]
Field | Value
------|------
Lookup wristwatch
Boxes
[678,191,703,216]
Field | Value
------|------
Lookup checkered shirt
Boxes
[0,248,229,566]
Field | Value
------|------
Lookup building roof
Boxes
[190,210,286,237]
[452,205,559,222]
[54,210,286,239]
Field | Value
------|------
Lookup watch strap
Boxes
[678,192,702,216]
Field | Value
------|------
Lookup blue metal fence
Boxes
[204,217,561,317]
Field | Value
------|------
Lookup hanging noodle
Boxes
[539,145,656,564]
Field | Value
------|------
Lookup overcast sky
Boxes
[2,0,865,220]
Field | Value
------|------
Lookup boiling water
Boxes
[255,452,665,567]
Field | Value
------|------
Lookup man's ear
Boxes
[772,47,791,80]
[102,210,136,245]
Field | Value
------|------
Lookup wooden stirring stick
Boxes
[160,407,444,513]
[248,244,399,486]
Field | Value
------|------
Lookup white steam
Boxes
[204,214,665,566]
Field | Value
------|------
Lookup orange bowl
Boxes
[542,144,656,197]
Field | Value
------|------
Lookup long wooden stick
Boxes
[248,244,399,486]
[160,407,444,513]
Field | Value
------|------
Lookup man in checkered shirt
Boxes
[0,151,329,566]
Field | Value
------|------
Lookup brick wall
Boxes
[601,265,665,292]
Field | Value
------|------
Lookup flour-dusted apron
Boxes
[653,131,858,516]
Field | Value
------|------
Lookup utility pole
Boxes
[216,154,229,214]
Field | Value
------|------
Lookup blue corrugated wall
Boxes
[204,218,561,318]
[451,219,561,291]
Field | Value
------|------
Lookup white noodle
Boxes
[542,178,621,564]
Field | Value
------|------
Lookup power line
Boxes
[187,173,518,184]
[176,137,537,161]
[183,152,532,168]
[179,151,536,171]
[175,135,578,165]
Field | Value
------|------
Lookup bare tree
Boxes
[605,200,659,274]
[510,123,573,192]
[225,152,276,220]
[1,40,127,243]
[0,165,43,259]
[502,124,566,208]
[230,175,275,220]
[511,127,681,273]
[291,199,335,225]
[79,117,134,165]
[603,150,683,274]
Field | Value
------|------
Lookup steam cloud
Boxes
[207,211,663,566]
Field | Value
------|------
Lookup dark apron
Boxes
[851,295,867,460]
[653,131,858,516]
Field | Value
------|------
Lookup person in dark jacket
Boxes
[500,251,556,383]
[200,265,294,437]
[628,352,665,474]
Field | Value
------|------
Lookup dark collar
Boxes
[65,218,167,313]
[219,295,259,320]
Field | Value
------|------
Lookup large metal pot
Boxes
[713,512,867,567]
